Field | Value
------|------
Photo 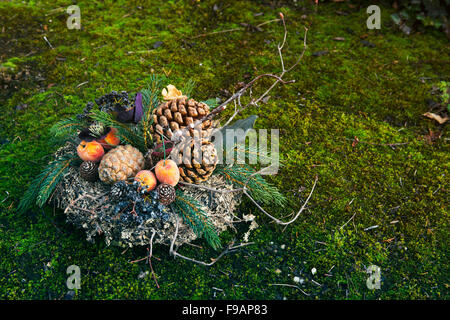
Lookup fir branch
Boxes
[49,116,86,139]
[18,152,78,213]
[216,164,287,207]
[140,75,167,148]
[172,190,221,250]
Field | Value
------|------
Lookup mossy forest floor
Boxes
[0,0,448,299]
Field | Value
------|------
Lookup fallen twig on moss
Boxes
[190,18,281,39]
[169,214,255,267]
[244,175,318,226]
[169,12,308,141]
[269,283,310,296]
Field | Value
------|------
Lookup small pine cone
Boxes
[88,122,107,138]
[79,161,99,182]
[157,183,176,205]
[110,181,130,201]
[150,97,212,143]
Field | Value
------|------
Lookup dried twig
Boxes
[171,13,308,137]
[130,231,159,288]
[64,192,108,215]
[244,176,317,226]
[190,18,280,39]
[169,214,255,266]
[269,283,310,296]
[148,231,159,288]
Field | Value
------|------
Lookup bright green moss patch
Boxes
[0,1,448,299]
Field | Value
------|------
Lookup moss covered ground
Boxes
[0,0,448,299]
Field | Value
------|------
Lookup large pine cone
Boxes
[98,145,145,184]
[151,97,212,143]
[172,138,218,183]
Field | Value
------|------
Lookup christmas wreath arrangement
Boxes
[19,14,317,265]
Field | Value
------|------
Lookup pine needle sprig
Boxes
[182,78,196,98]
[224,143,281,167]
[18,168,51,214]
[18,152,79,213]
[216,164,287,207]
[172,189,221,250]
[141,74,166,115]
[49,116,86,139]
[140,75,167,148]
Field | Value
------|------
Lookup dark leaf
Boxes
[133,92,143,123]
[217,115,258,151]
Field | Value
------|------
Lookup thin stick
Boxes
[269,283,310,296]
[191,18,280,39]
[178,181,243,194]
[169,214,254,266]
[340,208,357,230]
[148,231,159,289]
[244,176,318,226]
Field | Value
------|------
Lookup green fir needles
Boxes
[172,190,221,250]
[140,74,167,148]
[49,116,86,139]
[18,152,79,214]
[216,164,287,207]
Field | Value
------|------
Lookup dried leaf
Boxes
[423,112,448,124]
[162,84,186,100]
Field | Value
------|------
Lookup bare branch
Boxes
[169,214,255,266]
[243,176,318,226]
[168,13,308,143]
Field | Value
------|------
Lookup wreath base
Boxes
[52,163,241,248]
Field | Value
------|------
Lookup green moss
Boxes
[0,0,448,299]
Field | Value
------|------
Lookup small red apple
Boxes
[134,170,157,192]
[155,159,180,187]
[77,140,105,162]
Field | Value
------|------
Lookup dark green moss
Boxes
[0,0,448,299]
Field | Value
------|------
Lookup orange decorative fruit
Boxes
[134,170,157,192]
[155,159,180,187]
[98,127,120,150]
[77,140,105,162]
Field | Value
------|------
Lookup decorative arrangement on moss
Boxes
[19,13,317,266]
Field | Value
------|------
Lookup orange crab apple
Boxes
[98,128,120,150]
[155,159,180,187]
[77,140,105,162]
[134,170,157,192]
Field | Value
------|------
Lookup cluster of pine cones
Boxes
[149,96,218,183]
[78,92,219,208]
